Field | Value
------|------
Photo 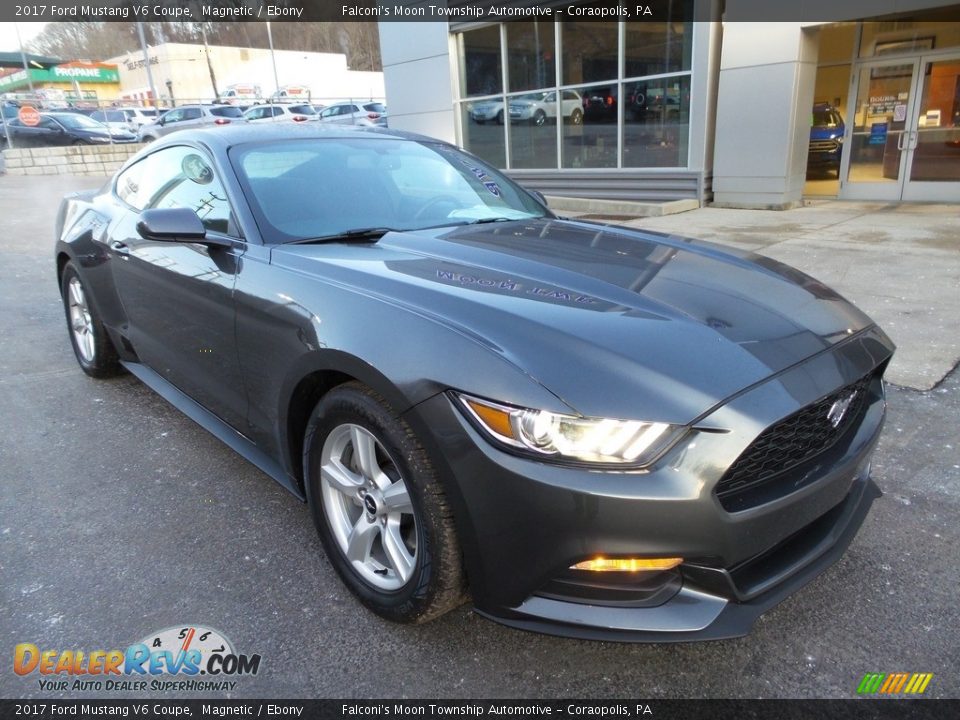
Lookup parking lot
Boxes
[1,173,958,699]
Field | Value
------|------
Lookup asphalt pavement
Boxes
[1,175,957,699]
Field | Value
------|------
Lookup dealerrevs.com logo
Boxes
[14,625,261,692]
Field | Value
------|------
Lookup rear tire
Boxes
[304,382,467,623]
[60,261,122,378]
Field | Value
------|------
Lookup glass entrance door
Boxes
[842,55,960,201]
[841,60,920,200]
[902,54,960,202]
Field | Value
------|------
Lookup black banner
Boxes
[2,700,959,720]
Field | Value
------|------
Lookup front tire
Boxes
[304,382,466,623]
[60,261,121,378]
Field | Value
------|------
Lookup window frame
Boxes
[112,143,243,241]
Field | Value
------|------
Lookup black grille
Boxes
[716,372,875,511]
[809,139,840,152]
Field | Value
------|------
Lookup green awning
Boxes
[0,51,63,70]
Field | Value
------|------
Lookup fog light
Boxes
[571,557,683,572]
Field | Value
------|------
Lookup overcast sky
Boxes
[0,22,48,55]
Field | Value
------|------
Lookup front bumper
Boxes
[407,326,893,641]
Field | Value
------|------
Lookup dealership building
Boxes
[378,0,960,208]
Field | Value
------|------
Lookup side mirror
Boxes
[529,189,548,206]
[136,208,207,242]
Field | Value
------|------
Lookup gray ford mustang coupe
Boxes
[56,125,893,641]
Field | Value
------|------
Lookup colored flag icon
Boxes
[858,673,933,694]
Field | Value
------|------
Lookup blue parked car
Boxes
[808,103,845,177]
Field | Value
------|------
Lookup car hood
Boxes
[274,219,875,423]
[810,125,843,140]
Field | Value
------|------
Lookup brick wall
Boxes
[1,144,145,176]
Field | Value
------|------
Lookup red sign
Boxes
[18,106,41,127]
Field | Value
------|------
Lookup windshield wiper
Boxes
[467,216,520,225]
[283,227,395,245]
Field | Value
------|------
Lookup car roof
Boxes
[147,123,446,153]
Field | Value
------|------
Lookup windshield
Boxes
[289,105,317,115]
[230,138,549,243]
[50,113,107,131]
[812,110,841,127]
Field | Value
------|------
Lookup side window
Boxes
[271,107,284,117]
[163,109,183,124]
[38,117,58,130]
[182,107,202,121]
[91,111,105,122]
[115,159,147,209]
[127,147,234,235]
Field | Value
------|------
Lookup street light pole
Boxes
[266,22,280,98]
[14,23,35,93]
[136,22,159,107]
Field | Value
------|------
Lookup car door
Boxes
[106,144,248,429]
[243,106,268,124]
[9,116,63,147]
[178,107,205,130]
[155,108,184,137]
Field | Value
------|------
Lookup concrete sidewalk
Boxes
[615,200,960,391]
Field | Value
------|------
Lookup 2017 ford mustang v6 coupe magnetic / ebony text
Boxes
[56,125,894,641]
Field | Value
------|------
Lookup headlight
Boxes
[454,393,680,467]
[90,136,110,142]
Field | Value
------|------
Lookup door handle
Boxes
[109,240,130,257]
[896,132,906,151]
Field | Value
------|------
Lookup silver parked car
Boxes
[138,104,246,142]
[318,101,388,127]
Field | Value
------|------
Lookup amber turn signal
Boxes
[571,557,683,572]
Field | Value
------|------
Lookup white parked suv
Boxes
[243,103,318,124]
[509,90,583,125]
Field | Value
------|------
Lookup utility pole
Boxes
[200,24,219,101]
[14,23,35,92]
[136,22,159,107]
[266,22,280,98]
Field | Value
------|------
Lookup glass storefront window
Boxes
[624,4,694,76]
[508,92,560,169]
[507,22,556,92]
[562,84,618,168]
[623,75,691,168]
[460,103,505,169]
[460,25,502,97]
[458,18,693,172]
[860,19,960,59]
[562,21,619,86]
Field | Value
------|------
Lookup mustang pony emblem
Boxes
[827,391,858,428]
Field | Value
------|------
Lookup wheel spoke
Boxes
[69,280,85,308]
[320,458,362,499]
[345,515,378,564]
[81,330,95,360]
[381,480,413,515]
[382,520,415,582]
[350,426,380,481]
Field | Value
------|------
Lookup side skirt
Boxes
[121,361,306,502]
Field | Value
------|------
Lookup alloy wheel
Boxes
[319,423,418,591]
[67,276,95,363]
